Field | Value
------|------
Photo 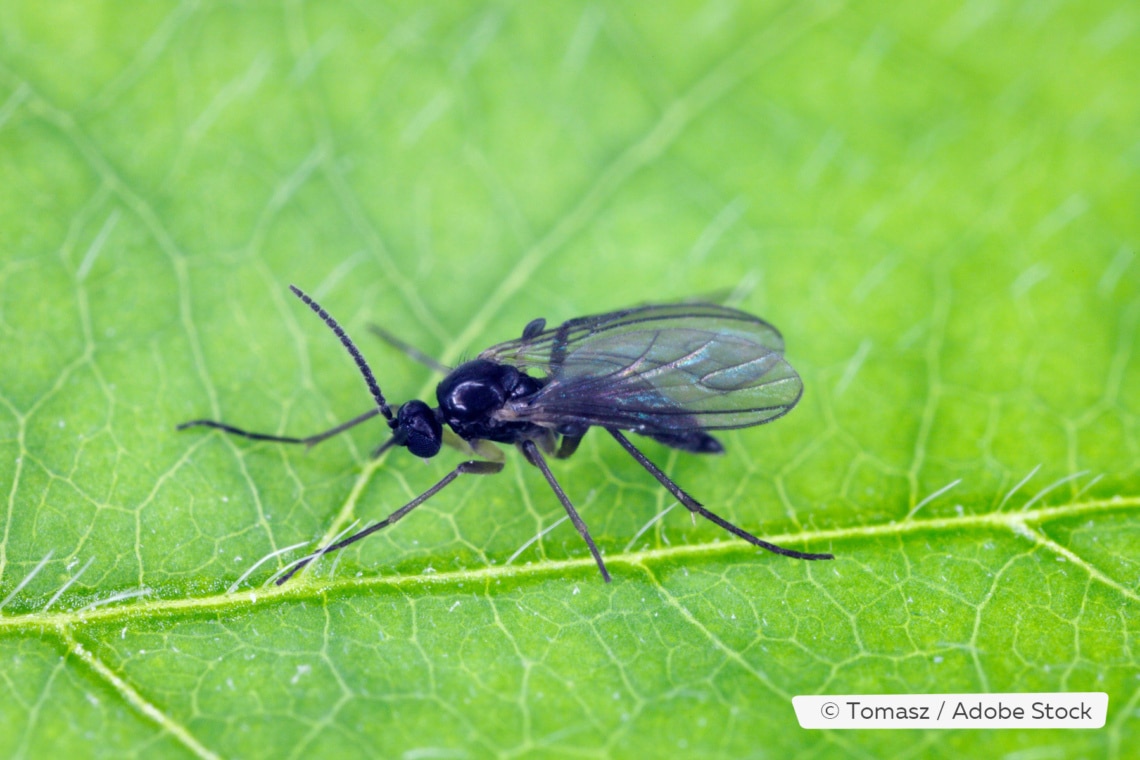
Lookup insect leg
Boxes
[606,429,833,561]
[367,324,450,374]
[275,459,505,585]
[554,433,584,460]
[178,407,383,448]
[521,440,611,582]
[437,430,506,462]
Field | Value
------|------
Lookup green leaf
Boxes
[1,0,1137,757]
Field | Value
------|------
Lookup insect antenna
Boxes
[289,285,394,425]
[179,287,398,446]
[176,408,382,447]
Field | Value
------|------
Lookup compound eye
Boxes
[397,401,442,458]
[449,380,503,419]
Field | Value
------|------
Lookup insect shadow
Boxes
[180,285,833,585]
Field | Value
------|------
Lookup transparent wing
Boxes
[480,304,803,433]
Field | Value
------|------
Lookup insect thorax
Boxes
[436,359,547,444]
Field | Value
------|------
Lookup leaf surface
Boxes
[1,1,1137,757]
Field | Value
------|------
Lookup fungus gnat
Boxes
[180,286,833,585]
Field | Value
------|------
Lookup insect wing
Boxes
[480,304,803,432]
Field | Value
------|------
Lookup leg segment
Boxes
[275,459,504,585]
[554,433,584,460]
[368,324,450,374]
[607,429,833,561]
[178,407,383,448]
[521,440,611,582]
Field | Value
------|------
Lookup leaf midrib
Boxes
[1,495,1134,634]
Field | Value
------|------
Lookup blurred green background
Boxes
[0,0,1137,757]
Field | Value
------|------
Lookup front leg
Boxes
[276,458,505,584]
[441,430,506,462]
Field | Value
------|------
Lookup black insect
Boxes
[180,286,833,585]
